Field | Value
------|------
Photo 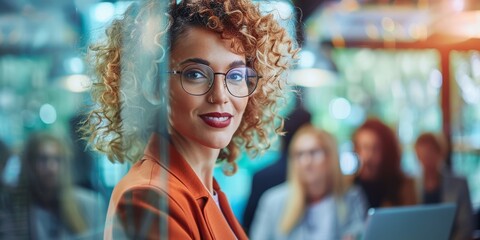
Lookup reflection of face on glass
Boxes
[291,133,331,199]
[169,27,249,149]
[34,142,64,192]
[355,129,382,181]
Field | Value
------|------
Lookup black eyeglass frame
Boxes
[168,64,261,98]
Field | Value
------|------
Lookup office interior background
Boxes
[0,0,479,237]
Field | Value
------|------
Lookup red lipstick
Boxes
[199,112,233,128]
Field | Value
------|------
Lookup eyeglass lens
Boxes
[180,64,258,97]
[292,149,326,162]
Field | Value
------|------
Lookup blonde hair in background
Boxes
[280,124,346,234]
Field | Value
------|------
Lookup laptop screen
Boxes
[362,203,456,240]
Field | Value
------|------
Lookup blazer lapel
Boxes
[202,196,240,239]
[215,182,248,240]
[145,134,246,239]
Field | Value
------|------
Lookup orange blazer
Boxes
[104,134,248,240]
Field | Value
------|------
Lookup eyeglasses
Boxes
[291,149,326,163]
[35,154,64,164]
[168,63,260,98]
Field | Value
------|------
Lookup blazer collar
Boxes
[144,133,211,200]
[144,134,247,239]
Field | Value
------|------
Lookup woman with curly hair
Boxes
[82,0,297,239]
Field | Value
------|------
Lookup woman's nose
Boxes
[207,75,229,104]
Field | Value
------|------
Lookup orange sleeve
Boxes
[112,188,193,240]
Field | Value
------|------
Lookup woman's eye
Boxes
[227,71,245,81]
[184,70,206,79]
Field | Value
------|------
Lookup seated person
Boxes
[415,132,475,240]
[10,133,105,239]
[353,118,418,209]
[250,124,367,240]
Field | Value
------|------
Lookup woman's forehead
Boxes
[170,27,245,63]
[293,134,323,149]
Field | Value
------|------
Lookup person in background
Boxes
[10,132,105,239]
[243,103,311,233]
[353,118,417,209]
[250,124,367,240]
[415,132,475,240]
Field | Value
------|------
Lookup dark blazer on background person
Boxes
[420,170,475,240]
[105,134,248,240]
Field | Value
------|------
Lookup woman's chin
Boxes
[204,141,230,150]
[200,136,232,150]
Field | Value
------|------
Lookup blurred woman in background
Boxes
[415,132,475,240]
[250,124,366,240]
[11,133,104,239]
[353,118,418,209]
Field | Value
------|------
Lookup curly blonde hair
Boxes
[81,0,298,175]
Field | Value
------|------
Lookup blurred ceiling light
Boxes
[291,43,338,87]
[94,2,115,22]
[355,49,375,71]
[453,0,465,12]
[381,17,395,33]
[429,69,443,89]
[340,152,359,175]
[0,89,15,110]
[457,74,480,104]
[65,57,85,74]
[408,24,428,40]
[62,74,91,93]
[408,24,420,40]
[291,68,336,87]
[329,97,351,120]
[39,104,57,124]
[471,52,480,79]
[395,24,407,39]
[298,50,316,68]
[366,23,380,40]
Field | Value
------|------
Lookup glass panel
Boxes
[0,2,113,238]
[0,1,170,238]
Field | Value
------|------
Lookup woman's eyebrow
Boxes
[228,60,247,68]
[179,58,210,66]
[179,58,246,68]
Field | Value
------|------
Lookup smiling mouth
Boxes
[199,112,233,128]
